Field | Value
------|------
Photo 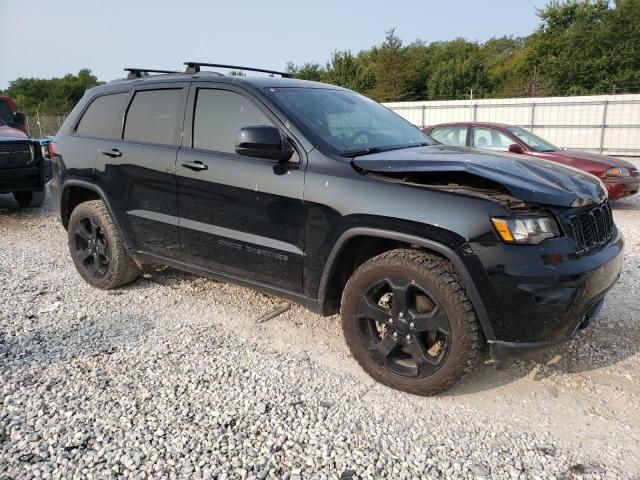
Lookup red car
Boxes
[424,122,639,200]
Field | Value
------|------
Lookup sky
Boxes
[0,0,548,89]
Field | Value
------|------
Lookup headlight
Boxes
[26,143,35,164]
[491,215,560,244]
[606,167,630,177]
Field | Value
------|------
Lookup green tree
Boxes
[525,0,640,95]
[368,28,411,101]
[286,61,326,82]
[2,69,102,113]
[324,50,375,92]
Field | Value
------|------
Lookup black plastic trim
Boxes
[133,251,322,313]
[317,227,495,339]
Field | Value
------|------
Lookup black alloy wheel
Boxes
[73,216,110,278]
[341,249,479,395]
[357,277,451,378]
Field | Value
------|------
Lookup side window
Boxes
[472,128,513,151]
[76,93,128,139]
[0,101,14,123]
[430,126,467,146]
[193,89,274,154]
[124,89,183,145]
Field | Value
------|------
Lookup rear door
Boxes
[94,84,188,257]
[175,83,305,292]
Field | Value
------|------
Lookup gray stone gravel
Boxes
[1,182,639,479]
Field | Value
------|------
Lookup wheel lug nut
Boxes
[405,334,411,341]
[392,332,398,339]
[409,322,415,329]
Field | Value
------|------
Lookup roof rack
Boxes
[184,61,293,78]
[124,68,181,79]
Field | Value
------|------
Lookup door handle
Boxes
[100,148,122,158]
[182,160,208,171]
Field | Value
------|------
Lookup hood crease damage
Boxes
[352,145,607,208]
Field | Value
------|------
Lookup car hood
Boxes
[0,124,28,140]
[352,145,606,207]
[543,149,637,169]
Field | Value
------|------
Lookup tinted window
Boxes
[193,89,274,153]
[472,127,513,151]
[264,88,432,157]
[0,101,13,123]
[76,93,128,138]
[430,126,467,146]
[124,89,183,145]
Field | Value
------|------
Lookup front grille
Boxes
[0,142,33,168]
[563,201,614,254]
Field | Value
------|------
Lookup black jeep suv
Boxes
[51,63,624,395]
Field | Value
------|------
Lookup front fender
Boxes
[316,226,495,340]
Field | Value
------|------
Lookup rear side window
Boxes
[0,101,14,123]
[76,93,128,138]
[193,89,274,153]
[430,126,467,146]
[124,89,183,145]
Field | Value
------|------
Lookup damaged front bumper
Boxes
[467,227,624,367]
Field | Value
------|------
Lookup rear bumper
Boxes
[467,228,624,363]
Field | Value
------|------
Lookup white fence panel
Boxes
[384,94,640,157]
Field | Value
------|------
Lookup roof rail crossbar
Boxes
[184,62,293,78]
[124,68,181,79]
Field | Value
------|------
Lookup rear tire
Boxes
[68,200,140,289]
[13,189,46,207]
[341,249,479,395]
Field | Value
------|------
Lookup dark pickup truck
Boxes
[0,120,51,207]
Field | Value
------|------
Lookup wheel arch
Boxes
[59,181,134,251]
[317,227,495,340]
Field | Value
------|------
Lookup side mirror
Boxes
[235,126,294,162]
[508,143,524,154]
[13,111,26,126]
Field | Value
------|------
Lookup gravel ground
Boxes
[1,179,639,479]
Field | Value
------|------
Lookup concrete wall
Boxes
[384,94,640,157]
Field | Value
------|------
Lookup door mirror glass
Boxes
[13,111,26,126]
[235,126,294,162]
[508,143,524,154]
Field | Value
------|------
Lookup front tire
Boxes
[68,200,140,289]
[341,249,479,395]
[13,189,46,207]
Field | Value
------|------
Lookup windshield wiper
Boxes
[340,142,431,158]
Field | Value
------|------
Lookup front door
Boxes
[175,85,305,292]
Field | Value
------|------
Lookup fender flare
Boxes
[317,227,495,340]
[60,179,111,225]
[59,179,135,251]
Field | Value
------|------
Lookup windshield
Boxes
[506,126,557,152]
[265,87,433,157]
